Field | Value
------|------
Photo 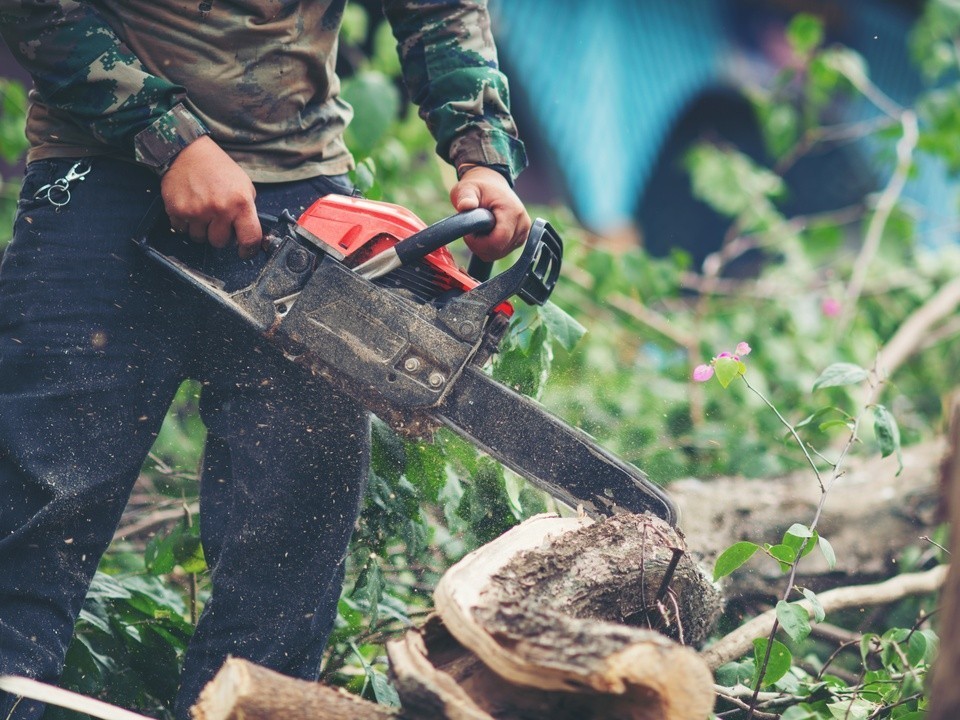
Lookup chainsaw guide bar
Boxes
[134,194,678,525]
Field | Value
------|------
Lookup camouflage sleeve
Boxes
[382,0,527,183]
[0,0,208,172]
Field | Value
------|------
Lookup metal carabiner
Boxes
[62,160,92,184]
[33,160,91,209]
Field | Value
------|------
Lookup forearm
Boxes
[0,0,207,170]
[382,0,527,182]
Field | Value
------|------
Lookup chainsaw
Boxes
[134,194,677,524]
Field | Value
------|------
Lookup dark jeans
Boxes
[0,157,370,719]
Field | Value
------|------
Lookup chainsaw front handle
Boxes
[394,208,495,265]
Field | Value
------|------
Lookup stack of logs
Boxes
[193,513,723,720]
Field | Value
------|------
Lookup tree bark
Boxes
[926,393,960,720]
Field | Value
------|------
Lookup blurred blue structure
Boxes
[490,0,952,263]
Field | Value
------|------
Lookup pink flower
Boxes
[821,297,841,317]
[693,364,715,382]
[736,342,751,357]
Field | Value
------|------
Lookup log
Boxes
[191,657,398,720]
[390,512,722,720]
[669,439,942,600]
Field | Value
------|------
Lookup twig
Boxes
[113,504,199,541]
[701,564,947,670]
[837,111,918,335]
[880,276,960,377]
[742,375,824,490]
[714,690,780,720]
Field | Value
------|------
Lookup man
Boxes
[0,1,530,718]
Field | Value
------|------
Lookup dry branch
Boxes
[701,564,947,670]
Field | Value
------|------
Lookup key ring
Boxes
[34,160,92,208]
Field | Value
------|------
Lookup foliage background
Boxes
[1,2,959,719]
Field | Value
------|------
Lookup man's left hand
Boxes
[450,166,531,262]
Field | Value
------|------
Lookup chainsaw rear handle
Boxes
[436,217,562,341]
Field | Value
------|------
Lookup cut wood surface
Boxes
[192,513,722,720]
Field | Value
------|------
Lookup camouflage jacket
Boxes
[0,0,527,183]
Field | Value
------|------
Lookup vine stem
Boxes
[742,367,884,720]
[740,375,824,491]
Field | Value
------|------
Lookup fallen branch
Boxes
[838,111,918,334]
[701,564,947,670]
[880,276,960,377]
[192,658,398,720]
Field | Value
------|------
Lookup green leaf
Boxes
[873,405,903,475]
[145,529,177,575]
[827,698,877,719]
[767,543,798,572]
[539,302,587,352]
[821,47,870,88]
[714,356,745,389]
[802,588,826,623]
[85,572,133,601]
[819,536,837,569]
[714,660,756,687]
[786,13,824,56]
[781,706,818,720]
[906,631,928,666]
[783,528,818,562]
[812,363,869,391]
[351,557,385,624]
[369,669,401,707]
[713,541,759,581]
[776,600,812,643]
[684,143,785,232]
[785,523,813,539]
[818,419,854,432]
[752,637,793,688]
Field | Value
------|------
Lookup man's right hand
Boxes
[160,136,262,258]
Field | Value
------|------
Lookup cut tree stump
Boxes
[389,512,721,720]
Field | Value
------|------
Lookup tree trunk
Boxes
[669,439,941,601]
[926,394,960,720]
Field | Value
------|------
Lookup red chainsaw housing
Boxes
[296,194,512,316]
